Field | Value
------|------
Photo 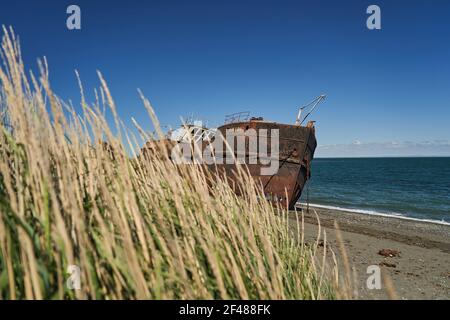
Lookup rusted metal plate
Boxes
[212,119,317,209]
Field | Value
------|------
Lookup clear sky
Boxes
[1,0,449,156]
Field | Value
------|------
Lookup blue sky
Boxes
[1,0,449,156]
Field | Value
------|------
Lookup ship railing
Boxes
[224,111,250,124]
[176,125,217,143]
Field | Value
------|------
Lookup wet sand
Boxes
[291,205,450,299]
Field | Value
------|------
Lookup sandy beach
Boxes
[292,205,450,299]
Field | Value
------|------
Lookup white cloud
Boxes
[315,140,450,157]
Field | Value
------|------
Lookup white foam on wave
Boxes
[296,202,450,226]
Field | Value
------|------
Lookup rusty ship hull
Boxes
[211,119,317,209]
[141,118,317,210]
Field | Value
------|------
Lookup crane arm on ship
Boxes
[295,94,326,125]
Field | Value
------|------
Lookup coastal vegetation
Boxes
[0,27,341,299]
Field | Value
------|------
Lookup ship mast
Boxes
[295,94,326,125]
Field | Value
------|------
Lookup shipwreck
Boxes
[142,95,325,209]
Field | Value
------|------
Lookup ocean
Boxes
[299,157,450,225]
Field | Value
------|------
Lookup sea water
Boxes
[299,157,450,224]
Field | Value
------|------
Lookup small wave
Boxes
[296,202,450,226]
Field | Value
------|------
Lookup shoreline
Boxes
[297,202,450,226]
[295,204,450,253]
[291,205,450,299]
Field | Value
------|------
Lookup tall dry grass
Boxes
[0,27,340,299]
